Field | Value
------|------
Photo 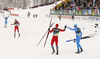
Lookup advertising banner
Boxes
[59,11,62,14]
[88,9,92,15]
[51,10,55,14]
[84,10,87,15]
[69,10,72,14]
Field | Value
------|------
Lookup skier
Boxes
[67,24,83,54]
[72,15,74,21]
[27,12,30,17]
[49,24,66,55]
[36,14,37,18]
[3,15,9,28]
[11,19,20,38]
[33,14,35,18]
[59,15,61,21]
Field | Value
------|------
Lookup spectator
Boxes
[58,6,61,10]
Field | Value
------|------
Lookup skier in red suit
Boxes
[11,19,20,38]
[49,24,66,55]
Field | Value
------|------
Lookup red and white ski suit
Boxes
[50,28,65,46]
[14,21,20,32]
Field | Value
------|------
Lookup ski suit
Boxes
[50,28,65,46]
[3,16,9,26]
[50,24,66,55]
[12,19,20,38]
[14,21,20,32]
[68,27,82,50]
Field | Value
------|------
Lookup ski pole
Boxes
[43,31,50,48]
[43,17,52,48]
[37,23,54,46]
[19,27,29,36]
[37,30,48,46]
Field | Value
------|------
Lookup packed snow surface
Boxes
[0,3,100,59]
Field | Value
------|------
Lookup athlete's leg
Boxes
[51,36,55,54]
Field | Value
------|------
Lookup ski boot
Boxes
[51,45,55,54]
[18,34,20,38]
[80,48,83,52]
[56,46,59,55]
[52,49,55,54]
[14,34,16,38]
[4,26,7,28]
[75,49,80,54]
[56,50,59,55]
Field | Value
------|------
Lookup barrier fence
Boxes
[50,15,100,21]
[50,8,100,16]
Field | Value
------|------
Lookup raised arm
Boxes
[7,16,9,18]
[59,25,66,32]
[3,15,5,18]
[6,16,9,20]
[59,29,65,32]
[68,27,77,31]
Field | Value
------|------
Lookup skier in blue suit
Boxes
[67,24,83,54]
[3,15,9,28]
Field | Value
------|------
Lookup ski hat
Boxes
[15,19,17,20]
[74,24,77,27]
[55,24,59,27]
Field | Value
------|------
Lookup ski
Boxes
[37,23,54,46]
[43,18,52,48]
[66,33,97,42]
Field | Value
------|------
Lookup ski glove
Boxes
[48,28,50,32]
[65,24,68,28]
[64,26,66,30]
[74,39,76,43]
[65,26,67,28]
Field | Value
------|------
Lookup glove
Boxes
[64,26,67,30]
[74,41,76,43]
[74,39,76,43]
[65,26,67,28]
[48,28,50,32]
[65,24,68,28]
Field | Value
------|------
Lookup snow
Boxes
[0,3,100,59]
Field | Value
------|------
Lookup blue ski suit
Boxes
[3,16,9,26]
[68,25,82,50]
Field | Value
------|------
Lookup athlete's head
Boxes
[55,24,59,28]
[74,24,77,28]
[15,19,17,21]
[5,17,7,19]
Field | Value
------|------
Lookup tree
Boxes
[33,0,54,6]
[0,0,30,10]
